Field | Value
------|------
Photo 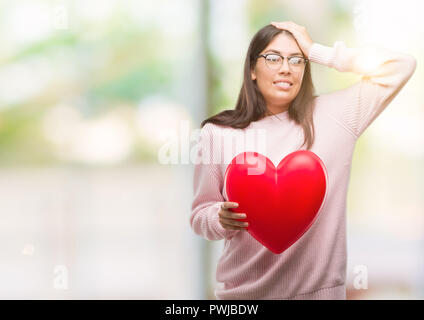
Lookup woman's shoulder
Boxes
[308,94,330,117]
[198,122,226,143]
[202,121,236,133]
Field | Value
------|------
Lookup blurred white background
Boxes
[0,0,423,299]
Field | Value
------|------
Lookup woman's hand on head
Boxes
[270,21,314,58]
[218,202,249,231]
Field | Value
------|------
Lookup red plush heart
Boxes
[224,150,328,254]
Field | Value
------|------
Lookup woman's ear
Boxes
[251,69,256,81]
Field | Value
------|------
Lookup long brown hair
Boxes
[201,24,318,150]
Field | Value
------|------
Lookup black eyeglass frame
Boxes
[257,53,309,69]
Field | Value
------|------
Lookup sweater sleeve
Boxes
[308,41,417,139]
[190,123,239,241]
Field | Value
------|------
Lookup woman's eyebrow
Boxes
[264,49,302,55]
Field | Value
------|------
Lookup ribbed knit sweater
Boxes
[190,40,416,300]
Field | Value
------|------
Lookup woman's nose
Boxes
[278,58,291,73]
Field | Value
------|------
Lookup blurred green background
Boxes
[0,0,423,299]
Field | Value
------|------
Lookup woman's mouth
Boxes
[273,81,293,90]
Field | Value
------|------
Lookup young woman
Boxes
[190,21,416,300]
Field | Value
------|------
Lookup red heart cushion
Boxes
[224,150,328,254]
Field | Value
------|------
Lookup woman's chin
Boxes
[273,92,293,100]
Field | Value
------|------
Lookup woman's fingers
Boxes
[220,216,249,227]
[220,210,246,220]
[220,201,238,211]
[221,224,247,231]
[271,21,300,29]
[219,201,248,230]
[219,202,243,217]
[271,21,293,29]
[220,218,249,230]
[270,21,313,58]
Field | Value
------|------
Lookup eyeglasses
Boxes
[257,53,308,71]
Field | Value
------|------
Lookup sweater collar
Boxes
[257,110,289,122]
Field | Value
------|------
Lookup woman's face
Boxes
[251,33,306,112]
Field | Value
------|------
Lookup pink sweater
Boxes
[190,41,416,300]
